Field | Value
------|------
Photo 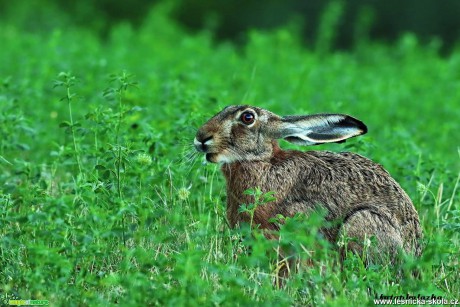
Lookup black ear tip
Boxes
[358,120,368,134]
[343,116,367,135]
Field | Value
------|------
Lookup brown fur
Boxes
[194,105,423,264]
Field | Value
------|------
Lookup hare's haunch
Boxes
[194,105,422,261]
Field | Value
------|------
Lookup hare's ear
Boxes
[276,114,367,145]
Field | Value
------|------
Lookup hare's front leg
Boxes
[339,209,404,264]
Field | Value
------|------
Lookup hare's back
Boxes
[307,150,385,172]
[305,150,396,185]
[299,150,415,217]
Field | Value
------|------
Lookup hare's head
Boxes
[194,105,367,163]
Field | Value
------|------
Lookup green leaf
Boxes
[95,164,107,171]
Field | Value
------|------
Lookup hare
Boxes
[194,105,423,266]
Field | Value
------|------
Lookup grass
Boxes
[0,3,459,306]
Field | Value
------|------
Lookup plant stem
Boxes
[116,77,125,247]
[66,82,82,175]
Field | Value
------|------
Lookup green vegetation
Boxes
[1,3,459,306]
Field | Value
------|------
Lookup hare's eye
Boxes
[240,112,255,125]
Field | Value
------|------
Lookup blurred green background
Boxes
[0,0,459,305]
[1,0,460,51]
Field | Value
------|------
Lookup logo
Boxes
[0,292,49,306]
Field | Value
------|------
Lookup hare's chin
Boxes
[206,153,235,164]
[205,153,219,163]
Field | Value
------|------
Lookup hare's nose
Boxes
[194,135,213,152]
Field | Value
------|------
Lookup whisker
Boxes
[174,146,204,177]
[177,148,197,166]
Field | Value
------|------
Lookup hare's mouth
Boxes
[194,137,235,163]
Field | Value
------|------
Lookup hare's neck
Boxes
[220,141,286,182]
[271,140,291,161]
[221,161,266,182]
[221,161,272,197]
[221,161,270,227]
